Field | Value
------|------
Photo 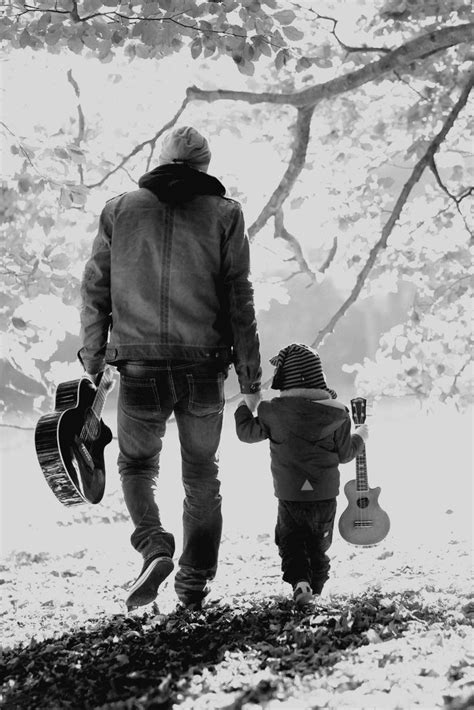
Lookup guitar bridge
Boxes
[353,521,373,527]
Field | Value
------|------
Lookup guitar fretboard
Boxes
[355,445,368,492]
[81,370,114,442]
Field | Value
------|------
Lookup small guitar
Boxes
[338,397,390,546]
[35,367,115,506]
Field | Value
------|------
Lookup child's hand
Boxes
[356,423,369,441]
[243,392,262,413]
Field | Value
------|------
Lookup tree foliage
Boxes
[1,0,473,416]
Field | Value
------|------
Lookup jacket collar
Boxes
[279,388,331,400]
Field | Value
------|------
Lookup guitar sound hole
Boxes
[357,497,369,509]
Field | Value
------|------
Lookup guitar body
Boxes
[35,377,112,506]
[338,480,390,546]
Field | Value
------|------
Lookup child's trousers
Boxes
[275,498,337,594]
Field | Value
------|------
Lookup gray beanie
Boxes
[158,126,211,171]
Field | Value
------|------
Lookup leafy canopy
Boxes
[1,0,473,416]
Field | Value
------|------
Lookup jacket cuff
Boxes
[352,432,366,448]
[239,381,261,395]
[77,348,105,376]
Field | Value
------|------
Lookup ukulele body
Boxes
[35,377,112,506]
[337,396,390,546]
[338,479,390,546]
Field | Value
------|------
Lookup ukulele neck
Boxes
[355,444,368,492]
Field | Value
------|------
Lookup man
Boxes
[79,126,261,611]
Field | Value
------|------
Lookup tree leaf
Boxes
[282,25,304,41]
[190,37,202,58]
[273,9,296,25]
[274,48,289,70]
[82,0,103,12]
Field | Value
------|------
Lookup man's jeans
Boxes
[275,499,337,594]
[117,359,227,602]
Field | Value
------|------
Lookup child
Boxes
[234,343,368,607]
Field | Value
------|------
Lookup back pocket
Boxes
[186,372,225,416]
[120,375,160,411]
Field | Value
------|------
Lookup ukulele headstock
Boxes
[351,397,367,425]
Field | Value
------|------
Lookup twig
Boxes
[17,4,282,49]
[429,157,473,238]
[289,3,391,54]
[86,96,189,189]
[0,120,35,168]
[310,71,474,351]
[440,358,472,404]
[393,70,430,101]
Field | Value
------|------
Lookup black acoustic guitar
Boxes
[35,368,114,506]
[338,397,390,546]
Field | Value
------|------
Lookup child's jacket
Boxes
[234,390,364,501]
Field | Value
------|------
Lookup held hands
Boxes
[242,392,262,413]
[356,423,369,442]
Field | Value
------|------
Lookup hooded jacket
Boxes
[234,390,364,501]
[79,165,261,394]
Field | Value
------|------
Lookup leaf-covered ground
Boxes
[1,525,473,709]
[1,406,473,708]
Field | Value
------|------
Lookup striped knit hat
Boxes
[270,343,337,398]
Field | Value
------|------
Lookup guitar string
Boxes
[80,372,111,443]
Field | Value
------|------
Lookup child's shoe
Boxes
[293,580,313,607]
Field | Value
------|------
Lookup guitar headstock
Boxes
[351,397,367,425]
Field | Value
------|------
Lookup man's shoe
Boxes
[126,556,174,611]
[293,580,313,608]
[178,598,203,612]
[177,591,205,612]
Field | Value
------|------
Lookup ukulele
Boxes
[338,397,390,546]
[35,367,114,507]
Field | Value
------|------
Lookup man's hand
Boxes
[87,371,104,387]
[243,392,262,413]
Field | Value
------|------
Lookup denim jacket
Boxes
[79,165,261,394]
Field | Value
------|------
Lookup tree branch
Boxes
[0,121,35,168]
[290,4,391,55]
[248,106,314,239]
[85,96,189,189]
[67,69,85,185]
[88,24,472,194]
[18,4,282,49]
[429,156,474,238]
[310,70,474,352]
[187,24,474,108]
[274,207,316,282]
[440,357,472,404]
[319,237,338,274]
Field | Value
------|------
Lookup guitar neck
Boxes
[92,383,108,420]
[81,369,114,442]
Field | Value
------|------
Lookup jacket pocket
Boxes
[186,371,225,416]
[120,375,160,411]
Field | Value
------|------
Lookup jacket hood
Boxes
[138,164,226,204]
[272,396,349,443]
